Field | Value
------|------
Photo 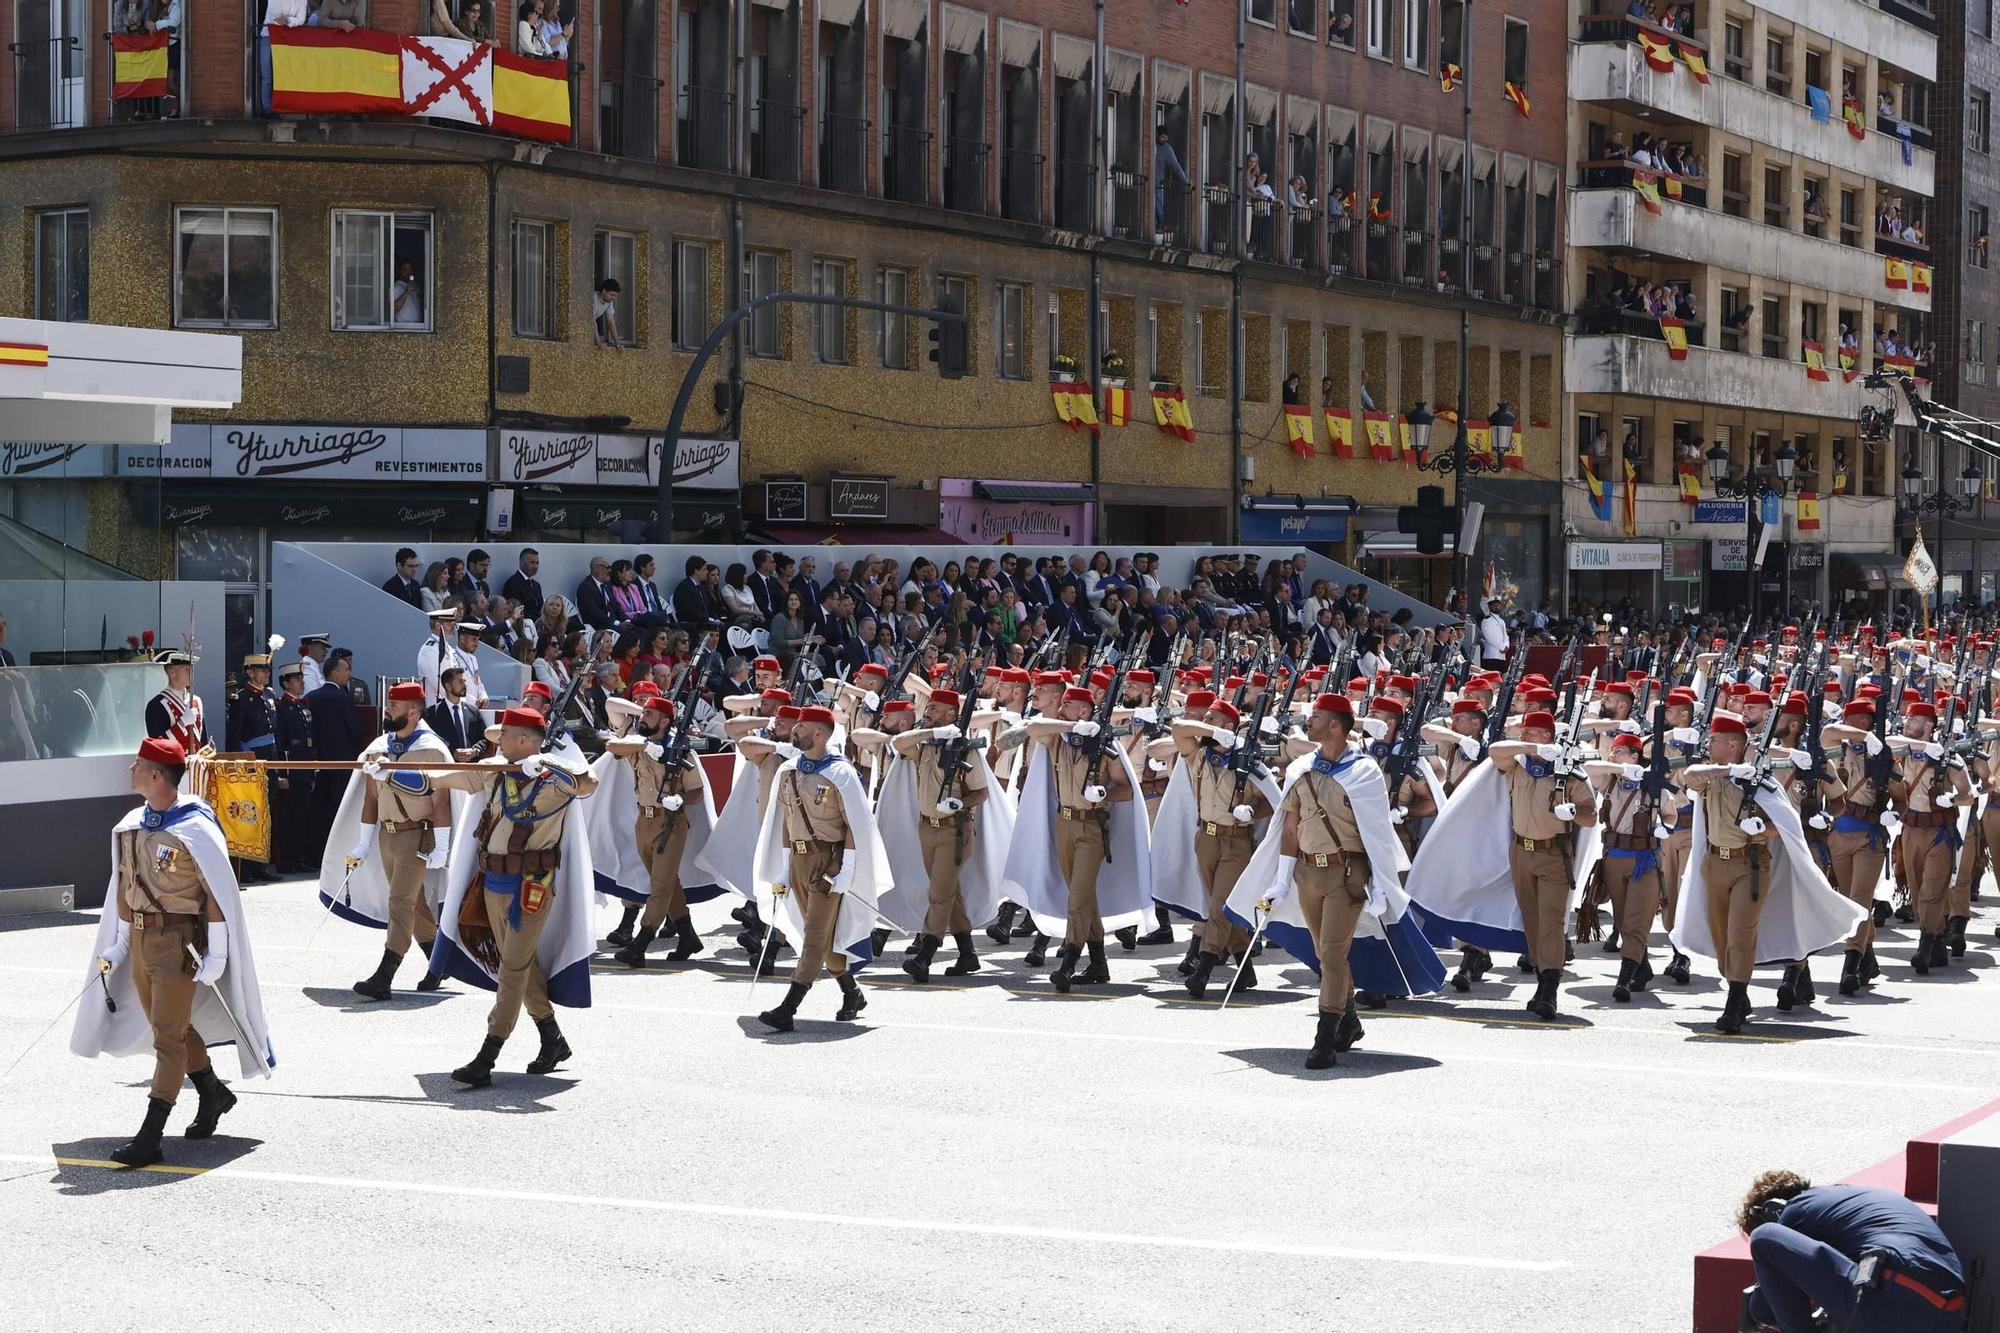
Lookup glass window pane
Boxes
[177,209,227,325]
[392,214,432,330]
[227,210,276,326]
[880,268,908,368]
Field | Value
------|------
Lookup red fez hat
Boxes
[1781,693,1808,716]
[761,687,793,704]
[388,682,425,703]
[1002,669,1032,684]
[754,656,782,673]
[1223,676,1245,692]
[138,736,184,766]
[930,689,961,710]
[1822,680,1843,696]
[1347,677,1370,692]
[1315,694,1354,716]
[1856,683,1882,699]
[1843,700,1876,720]
[1371,696,1406,717]
[1450,697,1486,716]
[1908,701,1938,719]
[1184,689,1218,711]
[1208,700,1242,724]
[1610,732,1643,753]
[1522,686,1557,704]
[983,665,1005,678]
[1389,674,1418,692]
[1902,688,1925,705]
[1523,674,1550,689]
[856,663,889,680]
[776,705,803,721]
[1521,711,1556,732]
[1744,690,1771,706]
[1032,671,1066,687]
[1128,669,1156,685]
[1667,688,1697,707]
[1626,669,1648,682]
[882,699,914,714]
[1710,715,1747,735]
[1604,682,1633,698]
[1248,672,1270,688]
[1090,668,1115,688]
[1062,687,1095,705]
[630,681,662,699]
[645,697,676,719]
[524,680,553,700]
[931,664,954,683]
[499,706,546,730]
[797,705,836,726]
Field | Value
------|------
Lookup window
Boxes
[1840,187,1861,247]
[1722,19,1746,81]
[1977,0,1991,38]
[878,267,910,369]
[511,219,556,338]
[1721,151,1746,218]
[1502,18,1527,91]
[673,240,709,350]
[743,249,782,356]
[997,280,1026,379]
[331,211,433,332]
[938,274,972,375]
[1761,295,1784,360]
[594,230,637,346]
[1965,319,1984,382]
[1248,0,1275,25]
[174,207,276,329]
[1366,0,1388,57]
[33,208,88,323]
[1764,37,1789,97]
[811,257,849,364]
[1402,0,1427,69]
[1973,205,1991,269]
[1974,89,1992,155]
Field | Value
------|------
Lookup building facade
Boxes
[1561,0,1937,620]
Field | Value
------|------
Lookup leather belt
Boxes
[476,848,558,875]
[379,818,432,834]
[132,910,201,930]
[1708,844,1764,861]
[1060,807,1101,821]
[1515,835,1560,851]
[1201,821,1251,838]
[1605,831,1653,851]
[924,814,969,828]
[1903,809,1950,828]
[1837,798,1879,820]
[791,838,842,854]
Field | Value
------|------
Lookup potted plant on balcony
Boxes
[1100,351,1129,386]
[1052,352,1081,383]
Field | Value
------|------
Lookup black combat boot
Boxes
[1665,951,1692,985]
[1913,933,1936,975]
[730,901,760,927]
[1114,925,1139,951]
[1793,959,1816,1004]
[352,948,402,1000]
[614,924,658,969]
[109,1097,172,1168]
[1948,915,1969,958]
[1023,934,1050,967]
[1354,989,1388,1009]
[415,938,443,991]
[1612,958,1636,1004]
[606,903,641,947]
[1450,958,1476,993]
[903,934,942,984]
[184,1067,236,1140]
[1862,946,1882,982]
[1232,955,1258,992]
[1601,929,1622,954]
[945,932,982,976]
[1516,952,1534,973]
[1184,952,1219,999]
[869,927,892,955]
[1050,945,1082,993]
[1715,981,1751,1034]
[1872,899,1892,928]
[1934,931,1953,969]
[451,1034,505,1087]
[526,1015,571,1075]
[1631,955,1653,991]
[1333,1000,1364,1052]
[1177,936,1204,977]
[758,982,808,1032]
[1775,964,1801,1011]
[1304,1010,1340,1070]
[834,973,868,1021]
[1137,907,1174,946]
[986,902,1019,945]
[1526,970,1559,1020]
[667,917,705,961]
[1073,940,1111,985]
[1010,913,1043,940]
[1839,949,1863,996]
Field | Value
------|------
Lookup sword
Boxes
[0,970,107,1080]
[1218,907,1270,1011]
[185,942,255,1057]
[305,854,363,954]
[744,885,788,1012]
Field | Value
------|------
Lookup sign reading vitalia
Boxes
[1566,540,1662,571]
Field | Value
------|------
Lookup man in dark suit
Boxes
[792,555,824,630]
[574,554,617,633]
[382,548,424,607]
[273,661,317,873]
[425,665,486,758]
[501,547,544,619]
[305,651,364,860]
[459,548,494,603]
[749,549,786,619]
[671,554,710,626]
[631,553,672,629]
[1023,558,1057,611]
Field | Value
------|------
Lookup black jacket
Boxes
[574,576,616,632]
[425,697,484,753]
[501,569,545,619]
[305,682,363,761]
[671,577,710,626]
[382,574,424,608]
[227,686,277,753]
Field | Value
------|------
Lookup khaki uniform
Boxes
[1283,767,1368,1013]
[910,735,988,937]
[1658,736,1700,930]
[1895,753,1957,935]
[118,825,215,1102]
[630,749,696,932]
[1699,776,1770,984]
[1190,753,1258,957]
[370,768,445,956]
[776,763,852,986]
[1050,737,1111,944]
[455,770,579,1039]
[1597,778,1658,964]
[1504,760,1574,971]
[1825,741,1885,952]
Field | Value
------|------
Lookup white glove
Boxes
[1071,719,1101,738]
[1621,763,1646,781]
[1083,783,1108,803]
[1132,706,1159,725]
[1938,789,1958,808]
[932,723,962,742]
[1670,726,1699,746]
[1807,811,1833,831]
[664,793,685,812]
[830,848,856,894]
[862,690,881,711]
[1146,756,1168,774]
[1231,802,1256,824]
[1390,805,1408,825]
[1652,822,1672,841]
[1554,721,1575,743]
[1738,815,1767,837]
[1922,740,1944,761]
[1211,727,1241,750]
[1265,853,1298,906]
[1258,714,1281,737]
[1360,716,1389,741]
[99,918,131,973]
[936,796,964,815]
[1953,717,1968,738]
[361,758,385,779]
[518,754,546,779]
[192,925,228,986]
[1727,763,1758,781]
[1864,731,1885,756]
[1458,735,1481,761]
[643,741,664,761]
[1364,883,1387,917]
[773,742,801,762]
[1881,810,1903,833]
[1916,654,1934,672]
[1552,801,1577,822]
[423,828,450,870]
[1535,744,1563,761]
[1617,719,1642,735]
[1788,749,1812,769]
[1824,702,1844,723]
[347,823,379,867]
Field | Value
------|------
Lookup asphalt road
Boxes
[2,879,1994,1333]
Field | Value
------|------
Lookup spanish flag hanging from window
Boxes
[1913,262,1933,293]
[1504,80,1531,117]
[1363,411,1395,461]
[112,32,170,100]
[1585,455,1612,522]
[1796,491,1822,531]
[1803,340,1830,382]
[1324,407,1355,458]
[268,26,404,114]
[1367,193,1393,221]
[1838,346,1859,382]
[1885,257,1911,289]
[1283,403,1316,458]
[1677,464,1701,504]
[1621,457,1638,535]
[1843,99,1868,139]
[491,48,572,143]
[1440,61,1462,93]
[1677,40,1710,83]
[1466,419,1496,468]
[1052,383,1100,436]
[1636,30,1677,72]
[1151,387,1194,442]
[1832,463,1848,494]
[1660,316,1689,359]
[1397,414,1420,465]
[1103,383,1130,428]
[1504,422,1532,470]
[1632,172,1663,214]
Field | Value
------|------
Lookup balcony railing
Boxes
[1054,155,1094,231]
[1877,0,1939,34]
[678,83,734,170]
[9,35,87,131]
[1878,115,1934,152]
[819,110,869,193]
[1201,182,1235,254]
[944,136,989,212]
[751,97,805,182]
[1576,158,1710,208]
[104,29,186,124]
[598,68,661,161]
[883,122,931,203]
[1000,145,1044,223]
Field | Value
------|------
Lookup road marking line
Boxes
[0,1152,1560,1270]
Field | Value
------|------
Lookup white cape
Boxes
[1670,781,1869,963]
[1000,741,1153,934]
[750,754,892,967]
[695,751,765,899]
[585,749,723,906]
[316,726,464,931]
[1402,759,1528,949]
[72,800,278,1081]
[876,748,1016,932]
[1150,751,1283,921]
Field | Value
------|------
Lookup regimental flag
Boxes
[112,31,169,100]
[1363,411,1395,462]
[491,48,571,142]
[1636,30,1677,72]
[1504,80,1531,117]
[1843,99,1868,140]
[1325,407,1355,458]
[1482,560,1498,599]
[1466,419,1496,468]
[1151,387,1195,442]
[1632,172,1663,214]
[1838,346,1859,382]
[1284,403,1316,458]
[0,341,50,368]
[1052,383,1100,436]
[269,25,405,114]
[1678,40,1710,83]
[1585,455,1612,522]
[1660,316,1689,359]
[403,35,493,126]
[1796,491,1822,531]
[1913,263,1933,293]
[1677,464,1701,503]
[1439,61,1463,93]
[1885,257,1911,289]
[1621,457,1638,536]
[1103,383,1131,428]
[1803,340,1829,382]
[1367,192,1393,221]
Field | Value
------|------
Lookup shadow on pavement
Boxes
[300,986,458,1013]
[47,1134,262,1193]
[1221,1047,1443,1080]
[733,1015,876,1042]
[1676,1019,1858,1043]
[414,1070,579,1112]
[1389,997,1595,1030]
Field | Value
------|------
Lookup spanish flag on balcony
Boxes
[1663,176,1683,201]
[1631,172,1663,215]
[1439,61,1462,94]
[1636,30,1677,72]
[1621,458,1638,535]
[1843,99,1868,139]
[0,342,50,368]
[1503,421,1532,470]
[269,26,404,114]
[1803,340,1829,382]
[1367,193,1393,221]
[1677,40,1710,83]
[1052,382,1099,437]
[1796,491,1822,531]
[1885,257,1910,289]
[112,32,170,100]
[1584,455,1612,522]
[1913,262,1932,293]
[491,48,572,143]
[1324,407,1355,458]
[1832,464,1848,494]
[1283,404,1316,458]
[1504,80,1531,117]
[1103,383,1130,428]
[1677,464,1701,503]
[1151,386,1194,442]
[1466,419,1496,468]
[1660,316,1689,359]
[1363,411,1394,462]
[1838,346,1859,382]
[1397,414,1419,465]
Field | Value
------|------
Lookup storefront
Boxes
[1565,538,1661,614]
[495,428,743,542]
[1662,538,1703,616]
[938,479,1096,544]
[1785,541,1825,616]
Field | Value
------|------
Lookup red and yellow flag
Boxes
[491,48,572,143]
[1367,193,1393,221]
[1843,100,1867,139]
[1796,491,1822,531]
[1663,176,1683,201]
[1439,62,1463,93]
[1677,41,1710,83]
[1585,456,1611,522]
[1397,415,1419,466]
[1324,407,1355,458]
[1832,465,1848,495]
[269,25,404,114]
[112,31,170,100]
[1504,81,1531,117]
[1885,257,1910,289]
[1636,30,1677,72]
[1913,263,1933,293]
[1677,464,1701,504]
[1660,316,1689,360]
[1052,383,1100,436]
[1363,411,1394,462]
[0,341,50,368]
[1466,419,1495,468]
[1151,387,1194,442]
[1504,421,1532,470]
[1103,384,1130,428]
[1283,404,1316,459]
[1621,458,1638,536]
[1803,341,1829,383]
[1838,346,1859,382]
[1632,173,1663,214]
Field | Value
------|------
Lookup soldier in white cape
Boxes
[73,737,275,1167]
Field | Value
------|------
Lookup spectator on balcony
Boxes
[1878,90,1897,122]
[1624,0,1649,20]
[1601,129,1628,161]
[516,0,571,58]
[592,277,623,349]
[1359,370,1377,411]
[1674,286,1697,322]
[1725,304,1752,338]
[259,0,311,115]
[312,0,367,31]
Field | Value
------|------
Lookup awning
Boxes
[1830,552,1913,590]
[1052,33,1093,81]
[997,18,1040,68]
[518,491,738,536]
[750,522,961,545]
[975,481,1096,503]
[1359,531,1456,559]
[1152,60,1190,108]
[940,3,984,54]
[882,0,926,40]
[146,483,483,531]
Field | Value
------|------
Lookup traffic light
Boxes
[1398,484,1452,556]
[928,307,967,379]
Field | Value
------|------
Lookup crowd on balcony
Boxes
[1878,201,1926,247]
[1577,270,1697,336]
[1621,0,1696,33]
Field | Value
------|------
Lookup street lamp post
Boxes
[1707,439,1795,628]
[1901,458,1983,618]
[1414,401,1513,604]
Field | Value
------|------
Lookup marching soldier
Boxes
[1166,696,1273,998]
[890,687,994,982]
[272,662,317,875]
[1889,701,1973,975]
[1677,715,1772,1033]
[1823,697,1891,994]
[1584,732,1662,1002]
[345,682,454,1000]
[1488,708,1595,1020]
[1025,686,1137,991]
[607,696,711,968]
[145,648,208,754]
[73,736,274,1167]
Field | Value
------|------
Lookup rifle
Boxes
[1381,668,1442,818]
[1079,631,1148,829]
[867,638,926,726]
[1483,639,1532,748]
[1232,641,1270,711]
[1227,655,1276,813]
[1637,700,1674,838]
[543,645,593,754]
[1730,680,1787,829]
[1142,627,1192,741]
[932,655,989,866]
